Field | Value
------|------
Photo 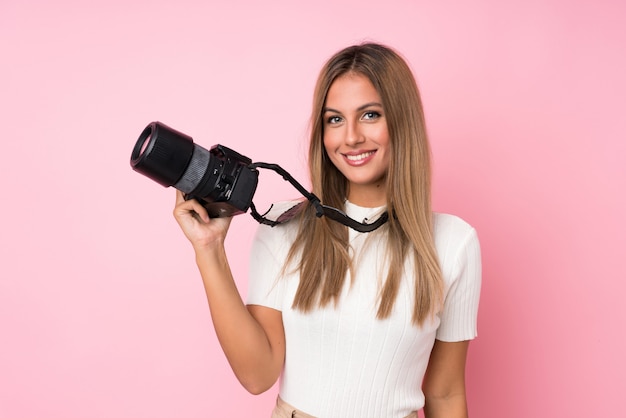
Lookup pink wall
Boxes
[1,1,624,416]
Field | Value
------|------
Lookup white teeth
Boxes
[346,151,374,161]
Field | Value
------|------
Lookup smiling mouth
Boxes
[345,151,375,161]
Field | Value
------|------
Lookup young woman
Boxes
[173,43,481,418]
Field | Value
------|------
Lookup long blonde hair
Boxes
[286,43,443,326]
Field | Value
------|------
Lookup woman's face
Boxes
[322,72,390,207]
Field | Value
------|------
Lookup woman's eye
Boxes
[362,111,381,120]
[327,115,342,124]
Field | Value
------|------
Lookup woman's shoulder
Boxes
[432,212,478,248]
[432,213,481,283]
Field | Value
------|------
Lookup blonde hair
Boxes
[286,43,443,326]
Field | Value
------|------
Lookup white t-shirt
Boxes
[247,201,481,417]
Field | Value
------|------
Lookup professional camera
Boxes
[130,121,259,218]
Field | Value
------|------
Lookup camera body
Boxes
[131,122,259,218]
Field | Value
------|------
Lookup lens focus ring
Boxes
[173,145,211,194]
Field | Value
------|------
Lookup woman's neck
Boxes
[346,183,387,207]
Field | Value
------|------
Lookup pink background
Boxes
[1,0,624,416]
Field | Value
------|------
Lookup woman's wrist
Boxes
[194,241,229,269]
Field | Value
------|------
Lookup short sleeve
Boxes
[246,224,291,311]
[435,223,482,342]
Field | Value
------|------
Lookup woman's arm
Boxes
[173,191,285,394]
[422,340,470,418]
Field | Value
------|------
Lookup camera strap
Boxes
[248,162,389,233]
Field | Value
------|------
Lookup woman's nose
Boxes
[345,121,365,146]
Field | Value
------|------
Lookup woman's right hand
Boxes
[173,190,233,250]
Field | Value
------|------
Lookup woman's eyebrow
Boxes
[323,102,383,114]
[356,102,383,111]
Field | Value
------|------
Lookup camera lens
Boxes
[130,122,195,188]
